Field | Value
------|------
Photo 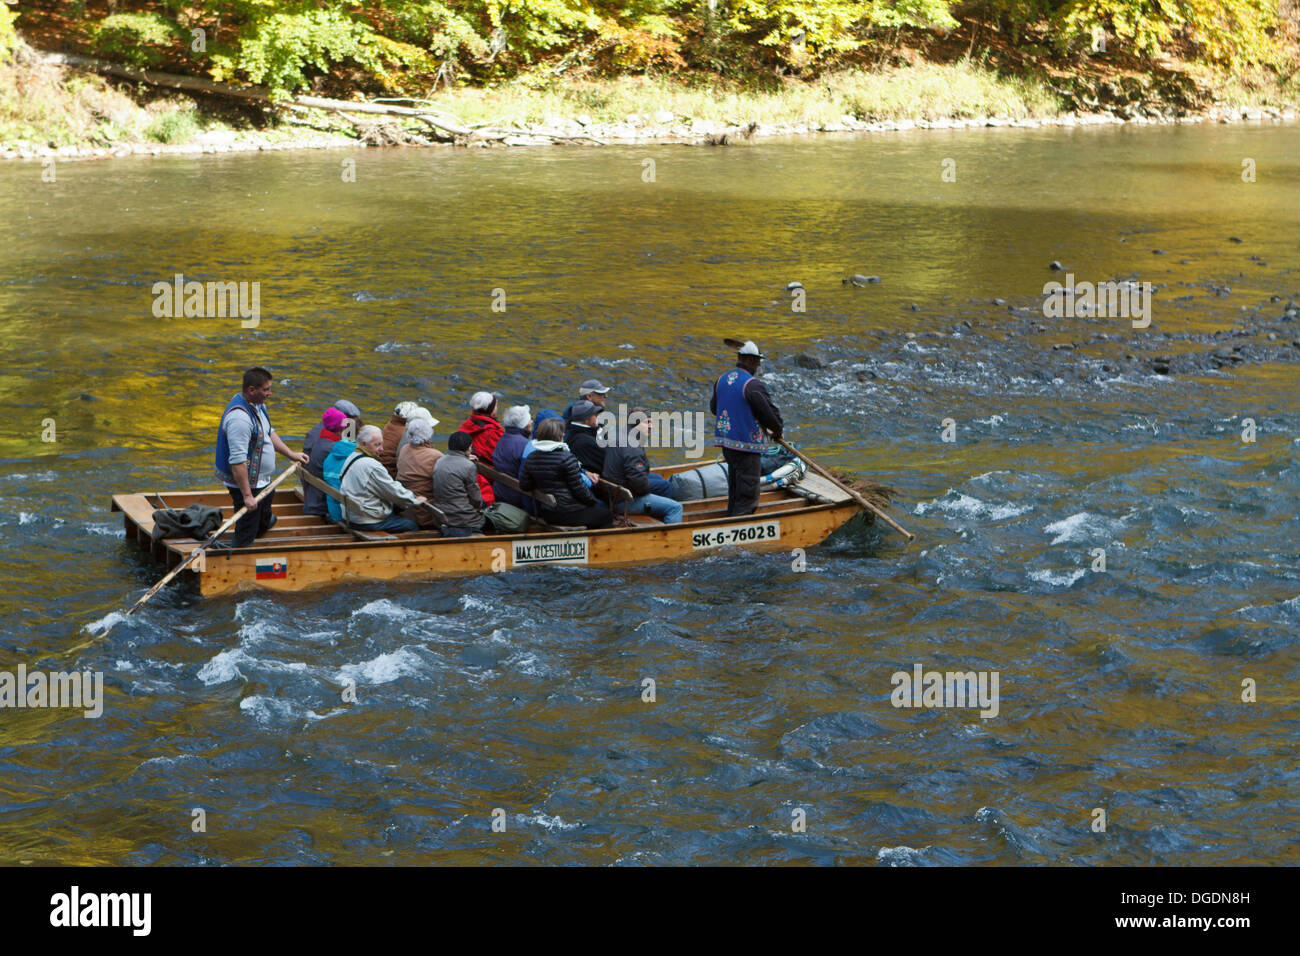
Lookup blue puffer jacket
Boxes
[491,426,530,508]
[322,439,358,523]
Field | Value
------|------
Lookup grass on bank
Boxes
[421,58,1064,128]
[0,45,211,147]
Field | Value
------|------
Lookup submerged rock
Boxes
[843,274,882,287]
[1049,261,1065,271]
[791,350,830,370]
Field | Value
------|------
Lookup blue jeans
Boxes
[352,512,418,533]
[647,474,677,499]
[441,524,484,537]
[628,493,683,524]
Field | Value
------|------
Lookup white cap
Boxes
[408,406,440,428]
[738,340,764,358]
[470,391,498,412]
[394,401,420,419]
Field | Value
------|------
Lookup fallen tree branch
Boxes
[34,50,605,147]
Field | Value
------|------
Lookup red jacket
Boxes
[458,413,503,504]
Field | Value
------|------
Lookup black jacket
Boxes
[567,422,606,473]
[710,365,784,440]
[602,431,652,498]
[519,443,597,512]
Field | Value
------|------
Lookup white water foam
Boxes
[1029,568,1087,588]
[198,647,310,685]
[913,490,1032,521]
[1042,511,1123,545]
[877,845,928,865]
[517,813,581,831]
[351,598,422,622]
[198,648,250,685]
[336,646,425,685]
[459,595,496,614]
[84,610,127,635]
[238,695,324,724]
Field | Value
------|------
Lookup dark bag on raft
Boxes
[669,462,729,501]
[670,445,800,501]
[150,504,223,543]
[483,501,531,534]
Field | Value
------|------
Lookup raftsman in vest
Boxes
[214,393,270,487]
[714,368,768,453]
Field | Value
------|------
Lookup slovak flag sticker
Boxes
[256,556,288,580]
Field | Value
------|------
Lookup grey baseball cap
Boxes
[571,400,600,421]
[578,379,610,395]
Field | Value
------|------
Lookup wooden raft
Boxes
[110,460,863,597]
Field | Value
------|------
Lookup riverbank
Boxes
[3,39,1298,161]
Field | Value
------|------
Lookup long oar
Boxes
[475,460,557,510]
[92,462,302,641]
[773,437,914,541]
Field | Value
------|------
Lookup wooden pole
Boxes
[475,460,557,510]
[774,437,914,541]
[93,463,302,640]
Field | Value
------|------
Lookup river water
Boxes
[1,122,1297,865]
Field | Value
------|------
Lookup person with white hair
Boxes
[378,400,420,478]
[456,390,503,505]
[395,405,439,458]
[490,404,532,508]
[396,416,443,528]
[339,424,426,533]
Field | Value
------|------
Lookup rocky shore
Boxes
[3,101,1295,162]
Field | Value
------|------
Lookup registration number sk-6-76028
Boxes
[691,520,781,550]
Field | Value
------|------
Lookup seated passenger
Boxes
[565,400,607,475]
[396,406,439,459]
[458,391,504,505]
[491,405,531,509]
[304,399,362,454]
[562,378,611,442]
[433,431,490,537]
[396,417,443,529]
[519,418,612,530]
[340,425,425,533]
[379,401,419,477]
[603,408,683,524]
[303,407,350,518]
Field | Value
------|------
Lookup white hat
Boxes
[738,340,764,358]
[394,400,420,419]
[469,391,498,412]
[408,406,440,428]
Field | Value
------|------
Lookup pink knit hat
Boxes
[322,407,348,431]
